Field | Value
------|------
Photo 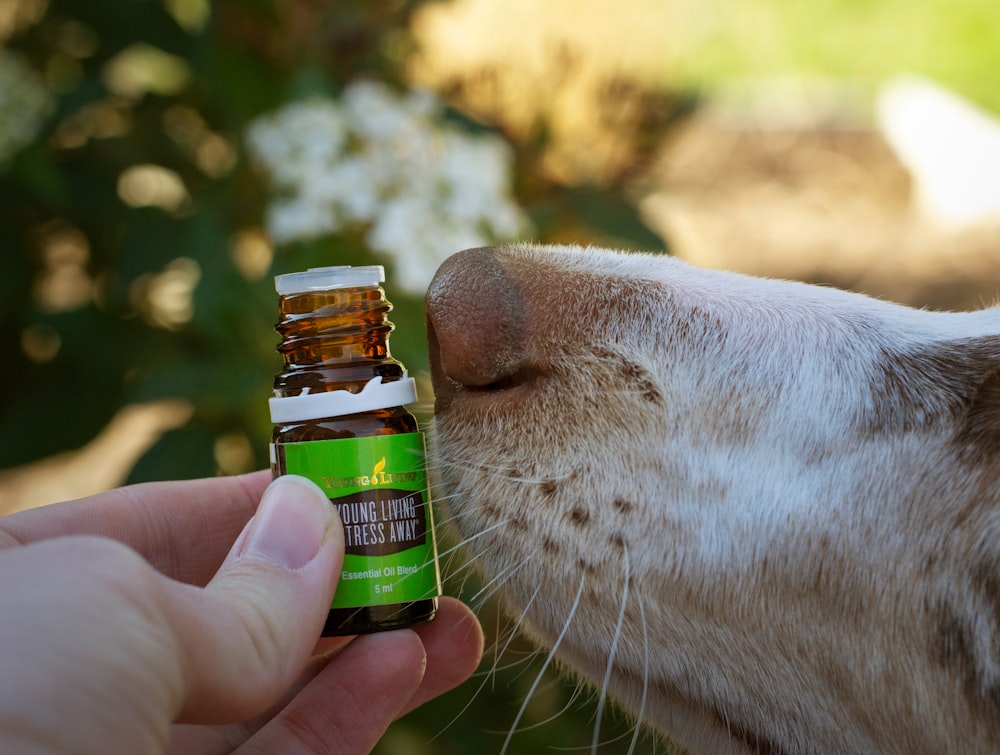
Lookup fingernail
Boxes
[242,476,333,569]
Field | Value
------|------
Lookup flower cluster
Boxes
[0,51,54,167]
[245,81,528,292]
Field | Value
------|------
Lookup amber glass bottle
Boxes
[269,265,440,636]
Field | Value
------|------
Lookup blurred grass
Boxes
[666,0,1000,109]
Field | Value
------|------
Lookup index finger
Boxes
[0,470,270,585]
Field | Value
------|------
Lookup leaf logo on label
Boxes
[373,457,386,480]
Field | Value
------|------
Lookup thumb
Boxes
[164,474,343,723]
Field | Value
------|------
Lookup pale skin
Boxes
[0,471,484,754]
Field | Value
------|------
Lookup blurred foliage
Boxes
[0,0,674,753]
[0,0,670,478]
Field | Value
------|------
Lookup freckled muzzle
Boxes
[425,246,527,410]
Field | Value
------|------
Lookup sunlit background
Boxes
[1,0,998,752]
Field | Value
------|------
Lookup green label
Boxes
[271,433,441,609]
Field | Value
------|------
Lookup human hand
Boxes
[0,471,484,754]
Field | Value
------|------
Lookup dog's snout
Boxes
[425,247,526,404]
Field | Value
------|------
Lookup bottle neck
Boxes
[273,284,405,398]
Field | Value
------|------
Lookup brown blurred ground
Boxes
[642,117,1000,311]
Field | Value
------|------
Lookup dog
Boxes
[424,243,1000,754]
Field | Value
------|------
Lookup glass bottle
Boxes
[268,265,441,636]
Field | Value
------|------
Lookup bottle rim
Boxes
[274,266,385,296]
[269,374,417,423]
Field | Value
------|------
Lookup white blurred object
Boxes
[0,50,53,167]
[245,81,529,294]
[877,74,1000,228]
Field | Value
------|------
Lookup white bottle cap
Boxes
[269,374,417,423]
[274,266,385,296]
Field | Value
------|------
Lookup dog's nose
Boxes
[425,247,525,404]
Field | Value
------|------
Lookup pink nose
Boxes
[425,247,525,405]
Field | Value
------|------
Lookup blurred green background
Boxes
[0,0,996,752]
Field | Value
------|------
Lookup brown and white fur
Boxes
[424,244,1000,754]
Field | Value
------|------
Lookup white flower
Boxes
[266,197,339,245]
[245,99,347,190]
[0,51,54,167]
[245,80,529,293]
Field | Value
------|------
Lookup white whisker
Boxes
[425,584,544,745]
[468,552,533,608]
[500,574,588,755]
[434,517,511,563]
[628,585,650,755]
[592,546,630,753]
